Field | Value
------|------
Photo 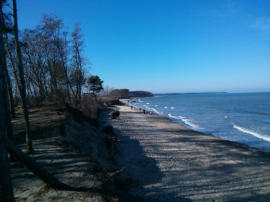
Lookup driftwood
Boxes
[111,111,120,119]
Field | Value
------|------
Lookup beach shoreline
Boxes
[123,98,270,154]
[103,100,270,201]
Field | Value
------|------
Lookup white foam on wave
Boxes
[155,105,159,107]
[148,107,160,114]
[144,105,161,114]
[168,113,178,119]
[233,124,270,142]
[170,107,175,109]
[146,102,150,105]
[138,99,143,103]
[168,113,202,130]
[164,106,168,109]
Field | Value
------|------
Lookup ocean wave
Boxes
[170,107,175,109]
[148,107,160,114]
[239,110,270,116]
[168,113,178,119]
[248,111,270,116]
[233,124,270,142]
[168,113,202,130]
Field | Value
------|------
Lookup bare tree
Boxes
[22,14,74,102]
[0,8,97,194]
[21,29,49,98]
[0,13,14,140]
[0,0,15,200]
[4,31,22,93]
[71,23,85,107]
[54,30,72,102]
[4,65,15,118]
[8,15,88,107]
[70,68,85,106]
[0,3,15,119]
[13,0,32,153]
[3,58,14,141]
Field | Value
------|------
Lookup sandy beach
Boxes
[102,102,270,201]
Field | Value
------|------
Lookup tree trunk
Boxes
[5,68,15,118]
[1,37,14,140]
[4,32,22,93]
[0,129,14,202]
[12,0,33,153]
[0,5,16,119]
[3,52,14,141]
[0,1,15,200]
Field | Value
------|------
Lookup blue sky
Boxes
[17,0,270,93]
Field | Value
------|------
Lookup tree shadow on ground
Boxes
[111,128,191,202]
[105,106,270,201]
[10,125,102,201]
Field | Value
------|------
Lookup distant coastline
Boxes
[154,92,229,96]
[154,91,270,96]
[109,89,153,98]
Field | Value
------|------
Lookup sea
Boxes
[129,92,270,151]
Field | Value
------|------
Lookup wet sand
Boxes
[103,103,270,201]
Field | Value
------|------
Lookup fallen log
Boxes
[111,111,120,119]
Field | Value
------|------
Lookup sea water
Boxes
[130,92,270,151]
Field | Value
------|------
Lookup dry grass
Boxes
[81,95,104,120]
[81,95,122,121]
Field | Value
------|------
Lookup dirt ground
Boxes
[10,106,117,202]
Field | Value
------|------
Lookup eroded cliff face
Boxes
[64,113,116,172]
